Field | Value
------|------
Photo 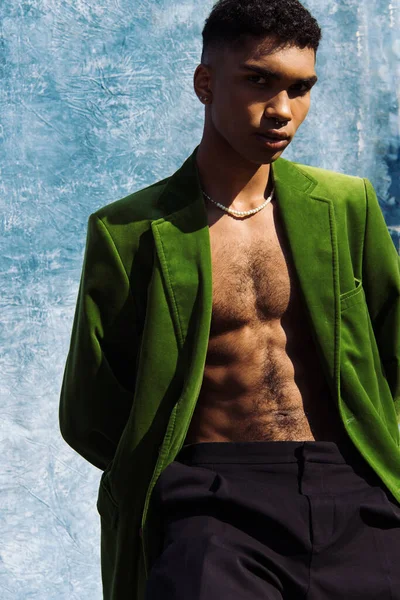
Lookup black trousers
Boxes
[145,440,400,599]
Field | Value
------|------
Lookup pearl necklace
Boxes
[201,187,275,218]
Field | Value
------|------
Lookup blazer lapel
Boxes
[271,158,340,393]
[152,148,340,401]
[151,150,213,399]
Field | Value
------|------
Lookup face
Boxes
[195,36,318,164]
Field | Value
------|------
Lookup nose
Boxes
[264,91,292,124]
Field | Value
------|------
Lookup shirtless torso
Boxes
[184,194,346,444]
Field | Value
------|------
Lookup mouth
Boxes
[255,133,290,149]
[257,131,290,140]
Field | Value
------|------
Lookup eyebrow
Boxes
[239,63,318,85]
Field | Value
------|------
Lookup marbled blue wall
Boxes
[1,1,399,597]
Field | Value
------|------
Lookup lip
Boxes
[258,131,290,140]
[256,133,290,149]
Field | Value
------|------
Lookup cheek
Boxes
[213,94,250,128]
[292,99,311,125]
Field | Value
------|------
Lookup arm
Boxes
[59,214,139,471]
[362,178,400,417]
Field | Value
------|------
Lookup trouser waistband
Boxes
[177,439,370,467]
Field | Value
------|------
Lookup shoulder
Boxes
[92,175,172,228]
[287,161,371,255]
[84,175,173,276]
[290,160,367,199]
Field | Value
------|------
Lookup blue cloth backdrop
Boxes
[0,0,399,597]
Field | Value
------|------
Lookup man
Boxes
[59,0,400,599]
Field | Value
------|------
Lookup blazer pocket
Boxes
[340,278,365,312]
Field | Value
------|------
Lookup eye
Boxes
[248,76,312,96]
[290,83,312,95]
[248,75,268,85]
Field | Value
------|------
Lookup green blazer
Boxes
[59,146,400,600]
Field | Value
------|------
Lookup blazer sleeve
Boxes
[59,214,139,471]
[361,178,400,417]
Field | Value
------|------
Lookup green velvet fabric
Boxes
[59,146,400,599]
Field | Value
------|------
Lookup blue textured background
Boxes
[1,1,399,598]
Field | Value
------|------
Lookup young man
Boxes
[59,1,400,598]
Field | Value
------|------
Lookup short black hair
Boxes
[201,0,322,64]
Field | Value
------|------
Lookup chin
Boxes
[269,146,290,161]
[253,143,291,164]
[254,150,284,165]
[270,151,285,161]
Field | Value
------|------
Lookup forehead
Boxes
[224,36,316,74]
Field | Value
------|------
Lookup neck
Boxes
[195,136,273,212]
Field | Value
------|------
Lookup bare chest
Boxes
[208,204,299,332]
[183,202,345,445]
